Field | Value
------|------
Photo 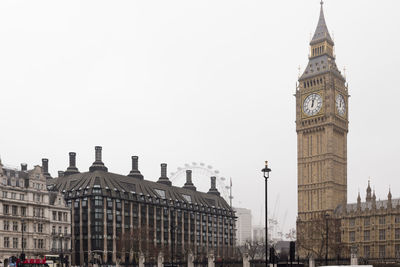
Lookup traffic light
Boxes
[20,253,26,261]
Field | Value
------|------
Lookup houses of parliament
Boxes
[296,2,400,260]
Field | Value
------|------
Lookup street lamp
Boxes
[325,213,329,266]
[261,161,271,264]
[21,219,25,261]
[59,233,64,267]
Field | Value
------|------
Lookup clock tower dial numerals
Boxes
[336,94,346,116]
[303,93,323,116]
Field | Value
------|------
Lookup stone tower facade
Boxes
[296,3,348,221]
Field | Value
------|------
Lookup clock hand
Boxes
[311,100,314,108]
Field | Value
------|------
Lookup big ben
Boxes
[296,1,348,253]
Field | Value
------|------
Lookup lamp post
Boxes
[59,233,64,267]
[261,161,271,265]
[325,213,329,266]
[21,219,25,261]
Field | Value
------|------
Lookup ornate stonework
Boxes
[296,2,348,258]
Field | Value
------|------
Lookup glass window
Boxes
[379,229,386,240]
[364,246,370,258]
[396,228,400,239]
[4,237,9,248]
[3,204,9,214]
[182,194,192,203]
[12,206,18,215]
[4,221,9,231]
[379,245,385,258]
[12,222,18,231]
[364,230,370,241]
[364,217,370,227]
[379,216,386,225]
[349,218,355,227]
[21,207,26,216]
[396,244,400,258]
[154,189,166,199]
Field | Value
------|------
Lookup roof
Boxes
[310,2,334,45]
[335,198,400,214]
[299,54,343,81]
[48,169,232,211]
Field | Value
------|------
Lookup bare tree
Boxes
[296,214,342,260]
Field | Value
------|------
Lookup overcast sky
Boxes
[1,0,400,237]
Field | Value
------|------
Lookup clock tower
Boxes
[296,2,348,223]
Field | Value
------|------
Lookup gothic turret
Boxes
[366,181,372,202]
[372,190,377,209]
[388,188,392,209]
[357,192,361,211]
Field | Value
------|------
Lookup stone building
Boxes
[296,0,348,258]
[296,2,400,261]
[47,147,236,266]
[337,182,400,259]
[0,159,71,266]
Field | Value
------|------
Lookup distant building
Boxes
[252,225,265,243]
[234,208,252,245]
[0,159,71,267]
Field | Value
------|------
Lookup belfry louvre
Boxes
[47,146,236,266]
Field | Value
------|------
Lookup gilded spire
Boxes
[311,0,334,45]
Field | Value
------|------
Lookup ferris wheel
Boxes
[170,162,233,206]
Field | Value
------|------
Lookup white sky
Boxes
[1,0,400,237]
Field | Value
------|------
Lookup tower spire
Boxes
[311,0,333,45]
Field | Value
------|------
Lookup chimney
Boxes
[89,146,108,172]
[64,152,80,176]
[21,163,28,172]
[183,170,196,191]
[207,176,220,196]
[58,171,65,177]
[128,156,143,180]
[42,158,52,179]
[157,163,172,186]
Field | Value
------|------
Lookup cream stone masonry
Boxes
[296,1,348,222]
[0,159,71,266]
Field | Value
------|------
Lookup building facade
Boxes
[233,208,252,245]
[337,183,400,259]
[0,159,71,267]
[48,147,236,266]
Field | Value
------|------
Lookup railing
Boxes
[51,248,72,253]
[51,232,71,237]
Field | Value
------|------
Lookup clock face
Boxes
[303,93,323,116]
[336,94,346,116]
